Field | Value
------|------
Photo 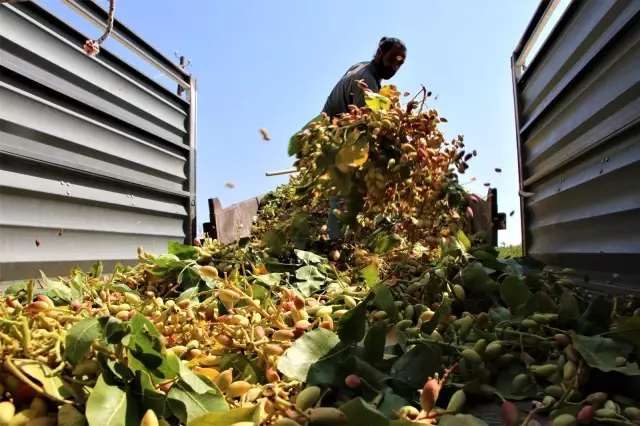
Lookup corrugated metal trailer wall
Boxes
[512,0,640,292]
[0,1,197,285]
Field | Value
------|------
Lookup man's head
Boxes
[373,37,406,80]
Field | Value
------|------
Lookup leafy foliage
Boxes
[0,84,638,426]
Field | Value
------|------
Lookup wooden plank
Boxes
[208,197,261,244]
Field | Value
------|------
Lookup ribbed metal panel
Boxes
[0,1,197,285]
[512,0,640,292]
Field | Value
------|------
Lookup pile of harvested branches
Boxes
[1,85,639,426]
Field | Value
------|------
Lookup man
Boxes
[322,37,407,240]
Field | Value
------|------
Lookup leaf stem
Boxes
[495,328,547,340]
[594,419,635,425]
[409,338,463,352]
[553,360,582,410]
[21,318,31,356]
[26,279,34,305]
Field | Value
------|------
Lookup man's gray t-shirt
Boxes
[322,61,381,118]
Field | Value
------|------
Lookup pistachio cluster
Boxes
[291,84,473,245]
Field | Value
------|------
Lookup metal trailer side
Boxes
[512,0,640,293]
[0,1,197,285]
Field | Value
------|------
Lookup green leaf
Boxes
[421,298,453,335]
[364,320,387,363]
[288,114,322,157]
[166,381,228,424]
[85,376,141,426]
[340,398,388,426]
[290,214,310,249]
[106,283,135,294]
[488,307,511,325]
[168,241,199,261]
[366,229,403,255]
[575,296,612,335]
[338,293,374,344]
[38,271,73,303]
[178,362,215,394]
[377,392,411,420]
[220,354,265,384]
[345,354,391,391]
[89,261,104,279]
[187,403,262,426]
[217,298,230,316]
[262,225,287,253]
[358,264,380,288]
[97,353,132,383]
[306,343,350,387]
[295,265,325,297]
[98,316,131,345]
[614,316,640,350]
[58,405,87,426]
[470,250,504,271]
[441,237,466,256]
[391,344,442,389]
[179,266,201,289]
[146,350,181,381]
[69,275,84,302]
[3,280,28,296]
[250,284,267,302]
[438,415,489,426]
[252,273,282,287]
[65,318,101,365]
[373,284,399,322]
[335,137,369,173]
[127,315,164,370]
[456,230,471,252]
[294,249,326,264]
[500,276,531,309]
[499,258,525,277]
[132,370,166,417]
[460,263,497,293]
[152,254,185,271]
[12,359,71,400]
[127,315,179,382]
[277,328,340,382]
[177,287,199,303]
[571,333,640,375]
[364,90,392,111]
[557,291,581,328]
[523,292,558,317]
[495,363,541,400]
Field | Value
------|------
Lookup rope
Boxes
[84,0,116,56]
[1,0,116,57]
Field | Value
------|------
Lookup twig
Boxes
[425,409,457,419]
[4,356,76,405]
[522,406,545,426]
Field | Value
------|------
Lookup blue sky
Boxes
[39,0,569,246]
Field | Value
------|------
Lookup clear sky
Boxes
[38,0,569,246]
